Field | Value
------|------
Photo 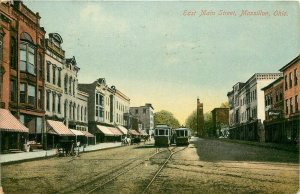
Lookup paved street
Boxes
[1,138,298,194]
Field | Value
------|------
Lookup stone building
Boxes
[129,103,154,134]
[0,1,46,149]
[211,108,229,137]
[279,55,299,143]
[78,79,130,142]
[44,33,90,147]
[228,73,282,142]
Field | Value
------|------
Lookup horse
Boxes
[122,137,131,146]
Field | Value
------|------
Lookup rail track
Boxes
[142,146,187,194]
[58,147,169,194]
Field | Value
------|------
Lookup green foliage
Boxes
[185,110,197,134]
[220,102,229,108]
[154,110,180,129]
[185,110,215,137]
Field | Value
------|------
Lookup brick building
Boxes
[279,55,299,143]
[0,1,46,150]
[211,108,229,137]
[262,77,284,142]
[196,98,204,137]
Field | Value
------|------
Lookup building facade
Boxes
[129,103,154,134]
[262,77,284,143]
[228,73,282,142]
[279,55,299,143]
[78,79,130,142]
[211,108,229,137]
[1,2,46,147]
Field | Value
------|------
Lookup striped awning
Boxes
[81,131,95,138]
[47,120,75,136]
[139,130,148,136]
[70,129,85,136]
[107,127,123,136]
[117,125,128,135]
[96,125,114,136]
[0,109,29,133]
[128,129,140,136]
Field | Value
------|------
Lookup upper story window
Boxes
[46,62,50,82]
[58,69,61,87]
[52,66,56,85]
[294,69,298,86]
[284,75,288,90]
[37,54,43,80]
[64,74,68,94]
[289,72,293,89]
[20,33,35,75]
[10,37,17,69]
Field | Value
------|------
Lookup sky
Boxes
[24,1,299,124]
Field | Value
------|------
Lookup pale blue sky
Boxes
[25,1,299,123]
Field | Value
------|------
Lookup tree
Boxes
[185,110,197,134]
[220,102,229,108]
[154,110,180,129]
[185,110,215,137]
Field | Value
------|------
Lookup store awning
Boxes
[139,130,148,136]
[117,126,128,135]
[0,109,29,133]
[47,120,75,136]
[70,129,85,136]
[81,131,95,138]
[96,125,114,136]
[107,127,123,136]
[128,129,140,136]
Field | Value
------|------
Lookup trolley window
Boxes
[176,130,185,137]
[158,129,165,135]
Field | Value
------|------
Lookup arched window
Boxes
[84,107,87,122]
[20,32,35,75]
[64,100,68,119]
[73,103,76,121]
[10,37,17,69]
[81,106,83,121]
[64,74,68,94]
[73,80,75,96]
[69,102,72,120]
[69,77,72,95]
[77,104,80,121]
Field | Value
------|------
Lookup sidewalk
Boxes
[0,142,121,164]
[216,138,299,153]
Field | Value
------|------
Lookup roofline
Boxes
[261,76,284,91]
[279,55,300,72]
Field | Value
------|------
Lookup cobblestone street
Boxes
[1,138,298,194]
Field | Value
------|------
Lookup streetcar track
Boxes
[85,147,174,194]
[142,146,187,194]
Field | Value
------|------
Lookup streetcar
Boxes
[174,127,191,146]
[154,124,171,147]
